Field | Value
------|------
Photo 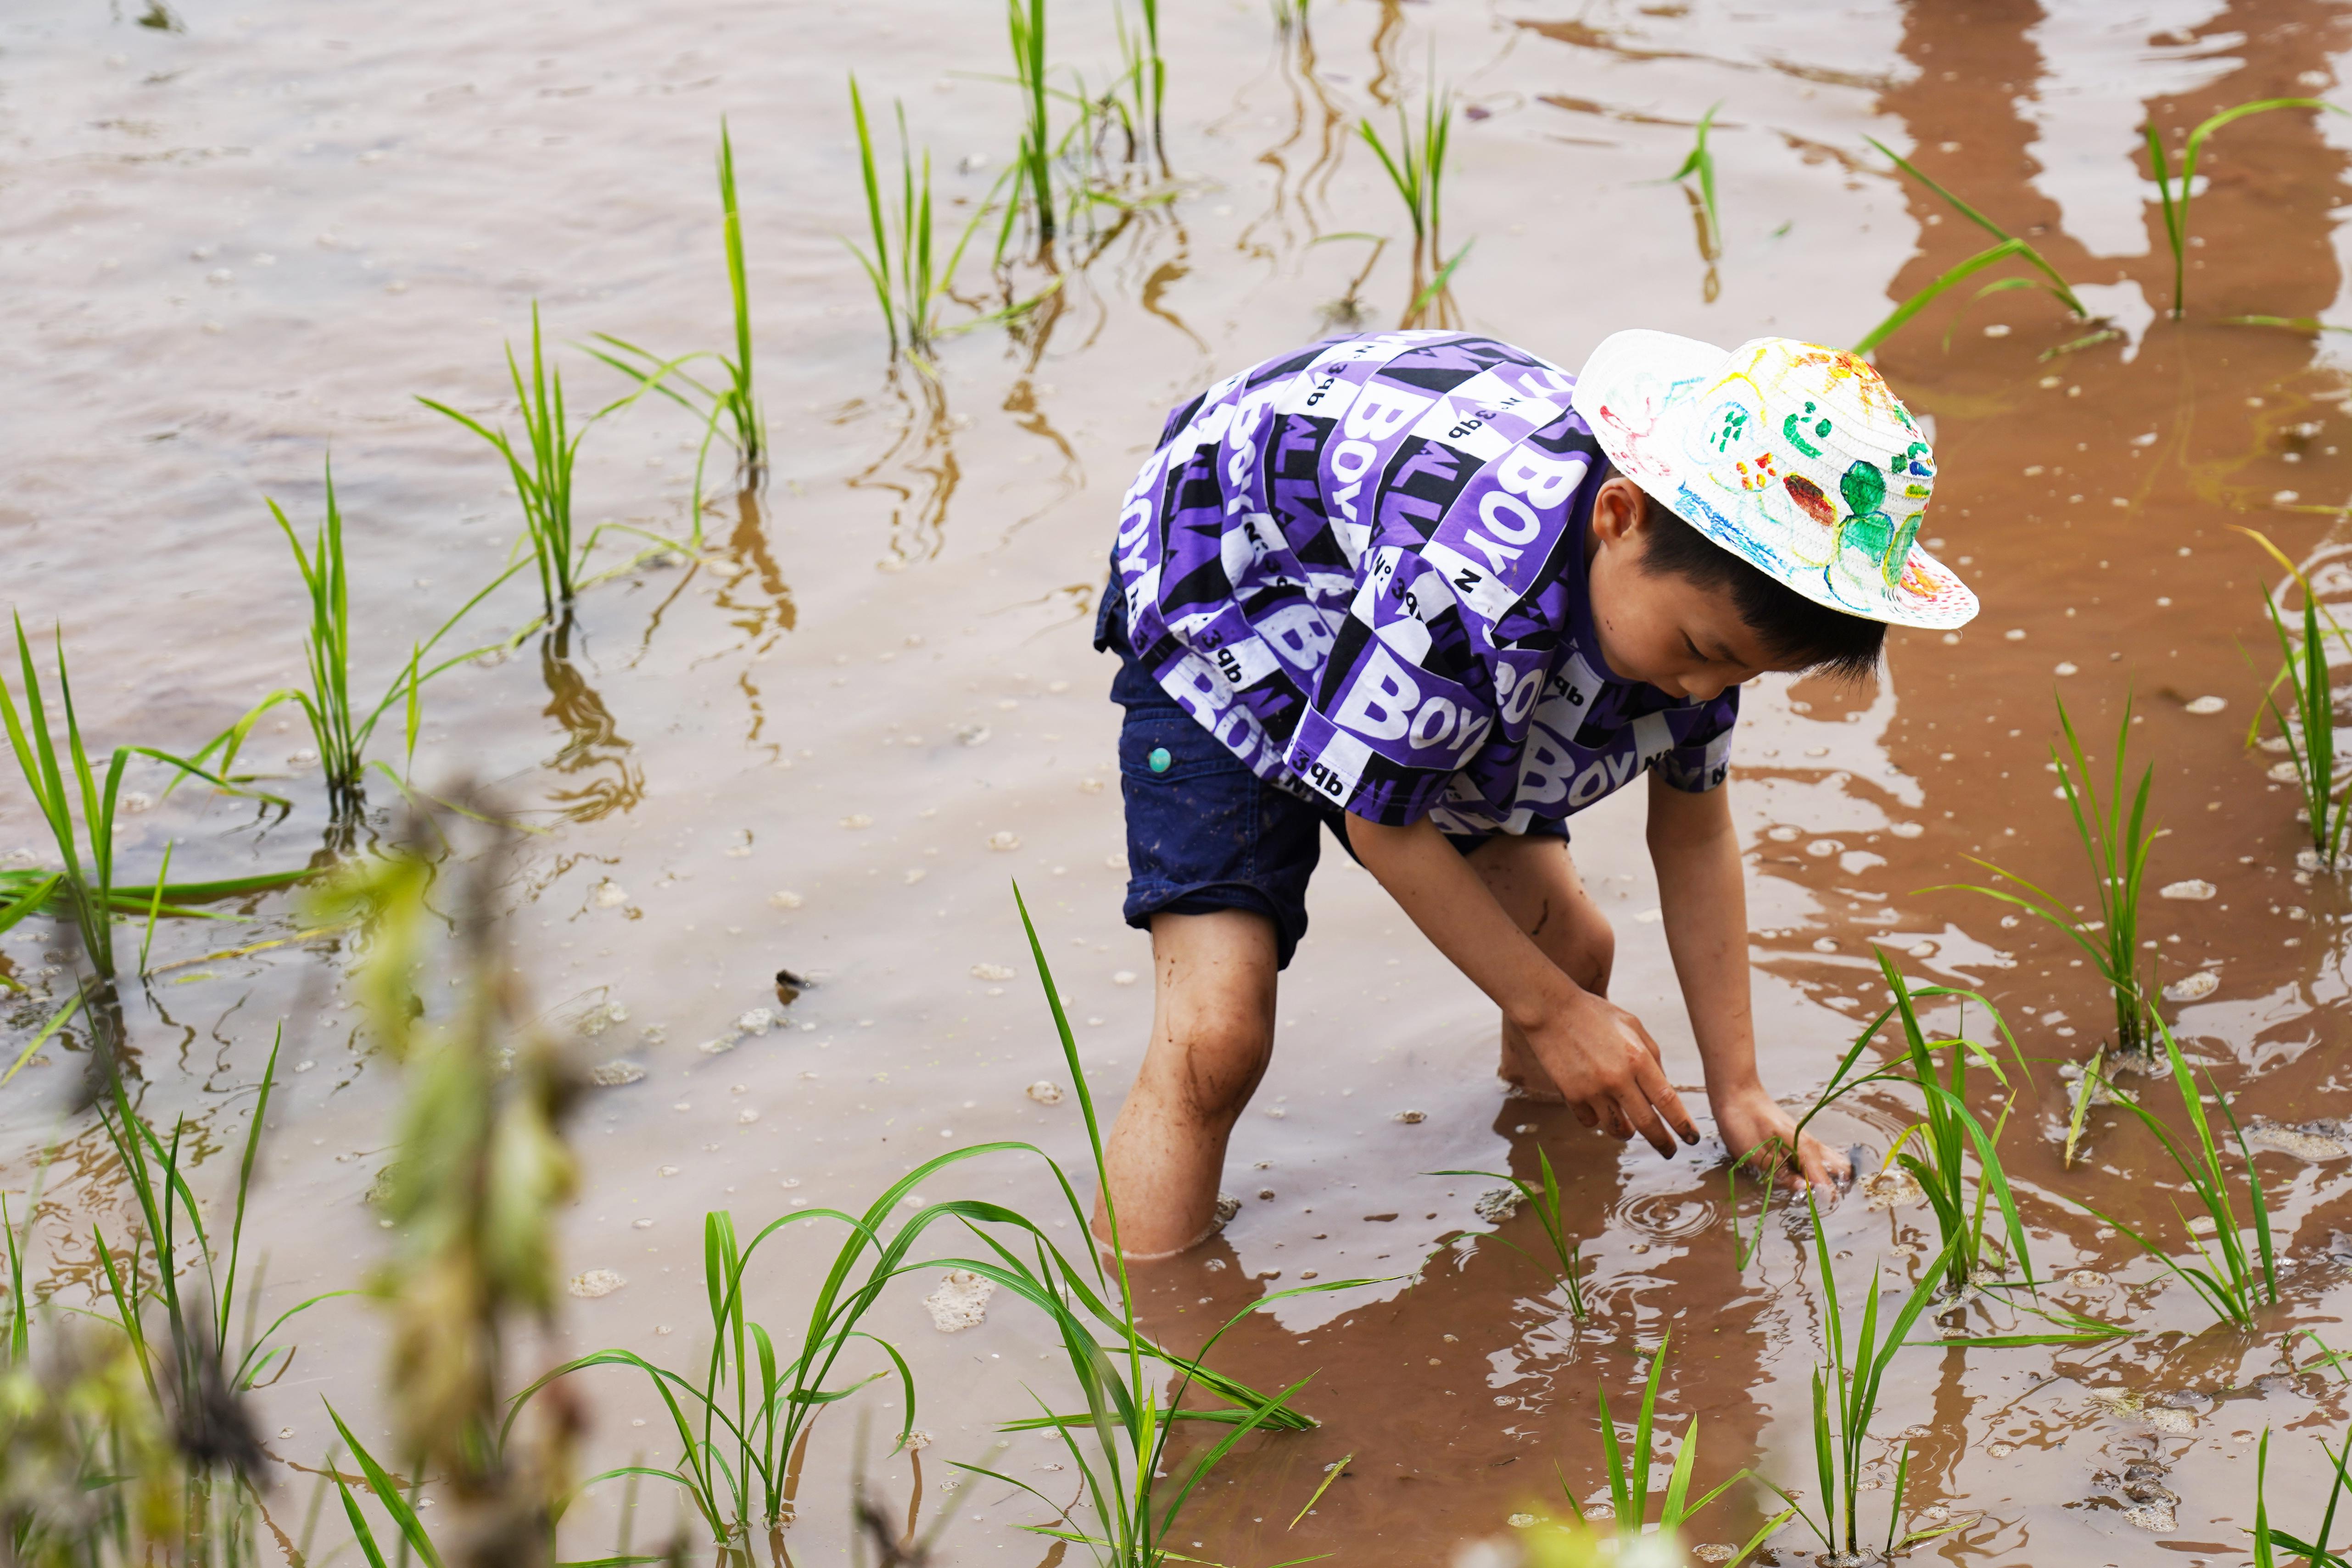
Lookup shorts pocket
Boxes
[1118,706,1241,786]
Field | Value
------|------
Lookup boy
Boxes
[1092,329,1974,1258]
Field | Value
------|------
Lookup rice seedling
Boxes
[1786,961,2129,1348]
[1798,953,2034,1297]
[0,616,303,989]
[1402,239,1474,331]
[1659,101,1722,263]
[1114,0,1167,174]
[508,883,1335,1563]
[2253,1418,2352,1568]
[582,119,767,506]
[1428,1147,1592,1322]
[1941,695,2156,1056]
[2062,1044,2105,1169]
[1311,232,1388,332]
[173,461,523,822]
[1136,0,1164,173]
[1553,1329,1788,1561]
[2228,314,2352,335]
[1287,1452,1350,1530]
[1758,1201,1966,1564]
[2291,1329,2352,1381]
[2147,99,2347,318]
[712,121,762,479]
[420,303,655,618]
[844,78,996,368]
[1359,66,1461,322]
[89,1032,342,1402]
[2235,525,2352,862]
[1008,0,1055,253]
[2075,1015,2277,1330]
[1855,138,2088,353]
[944,887,1366,1567]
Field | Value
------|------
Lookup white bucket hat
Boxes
[1571,330,1978,631]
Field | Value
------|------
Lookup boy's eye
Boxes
[1682,633,1704,660]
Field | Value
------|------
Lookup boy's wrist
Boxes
[1702,1068,1771,1105]
[1501,969,1586,1035]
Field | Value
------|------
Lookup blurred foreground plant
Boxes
[0,1302,188,1565]
[313,806,589,1566]
[1,1029,331,1563]
[1555,1329,1787,1562]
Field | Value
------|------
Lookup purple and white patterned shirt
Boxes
[1105,331,1738,832]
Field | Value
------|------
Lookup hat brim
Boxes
[1572,330,1979,633]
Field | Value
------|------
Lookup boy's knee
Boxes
[1154,1009,1273,1127]
[1537,906,1614,994]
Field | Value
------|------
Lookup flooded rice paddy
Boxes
[8,0,2352,1562]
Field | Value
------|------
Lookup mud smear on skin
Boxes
[6,0,2352,1562]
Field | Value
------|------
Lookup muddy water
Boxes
[7,0,2352,1561]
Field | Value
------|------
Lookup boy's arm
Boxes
[1645,772,1850,1193]
[1345,816,1701,1158]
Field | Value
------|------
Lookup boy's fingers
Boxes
[1798,1137,1854,1192]
[1630,1054,1702,1146]
[1616,1093,1677,1158]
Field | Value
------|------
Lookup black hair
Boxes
[1620,476,1887,680]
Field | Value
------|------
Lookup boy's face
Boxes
[1584,476,1804,702]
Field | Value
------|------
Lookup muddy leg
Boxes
[1094,908,1279,1259]
[1464,835,1616,1103]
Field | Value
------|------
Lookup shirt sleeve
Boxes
[1652,685,1740,793]
[1282,545,1498,825]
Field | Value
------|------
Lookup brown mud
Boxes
[6,0,2352,1563]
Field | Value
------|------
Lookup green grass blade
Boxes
[1855,238,2045,354]
[327,1405,446,1568]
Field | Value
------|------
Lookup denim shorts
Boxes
[1103,600,1564,969]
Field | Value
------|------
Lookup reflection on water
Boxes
[1236,5,1348,263]
[537,618,644,822]
[851,371,962,572]
[1366,0,1408,106]
[709,485,796,648]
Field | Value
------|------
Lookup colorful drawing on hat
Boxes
[1783,473,1833,526]
[1780,344,1915,431]
[1575,329,1977,629]
[1782,399,1833,458]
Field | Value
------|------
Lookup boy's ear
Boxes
[1591,476,1649,549]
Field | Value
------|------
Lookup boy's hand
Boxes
[1712,1082,1850,1195]
[1518,984,1701,1159]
